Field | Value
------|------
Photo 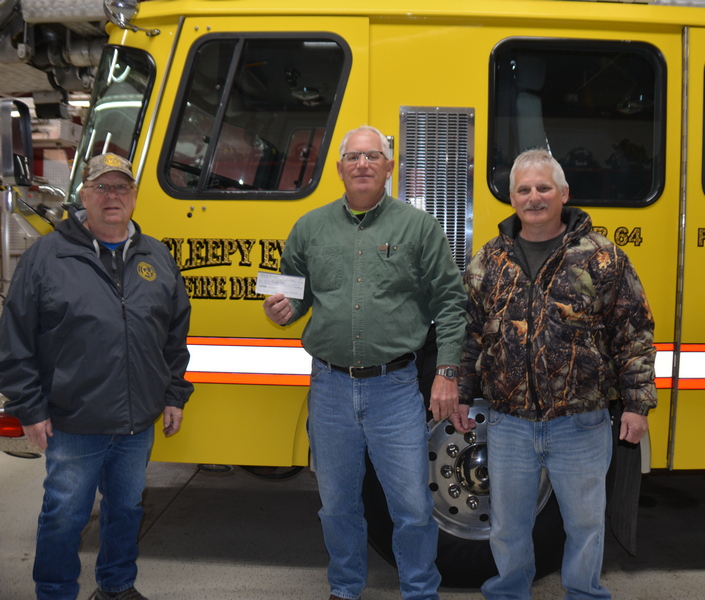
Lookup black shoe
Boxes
[95,587,148,600]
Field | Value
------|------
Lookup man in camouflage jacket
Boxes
[454,149,656,600]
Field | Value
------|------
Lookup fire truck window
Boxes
[67,46,155,206]
[163,36,349,198]
[489,39,665,207]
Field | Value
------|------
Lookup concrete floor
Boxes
[1,451,704,600]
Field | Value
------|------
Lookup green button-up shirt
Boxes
[281,193,466,368]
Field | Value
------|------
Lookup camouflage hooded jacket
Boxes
[459,206,657,421]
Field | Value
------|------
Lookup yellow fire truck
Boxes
[3,0,705,587]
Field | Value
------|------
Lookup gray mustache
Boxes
[523,202,549,211]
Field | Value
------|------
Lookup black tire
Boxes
[435,491,565,588]
[3,450,41,459]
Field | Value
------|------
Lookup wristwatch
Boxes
[436,366,457,379]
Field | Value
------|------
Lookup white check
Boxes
[255,272,306,300]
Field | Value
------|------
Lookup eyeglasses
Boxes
[341,150,386,163]
[84,183,135,195]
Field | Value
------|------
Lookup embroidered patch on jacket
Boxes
[137,262,157,281]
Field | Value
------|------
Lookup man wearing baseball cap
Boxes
[0,153,193,600]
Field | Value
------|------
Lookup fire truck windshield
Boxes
[67,45,155,207]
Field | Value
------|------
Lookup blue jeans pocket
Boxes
[387,361,418,385]
[573,408,610,430]
[310,357,326,382]
[488,409,504,427]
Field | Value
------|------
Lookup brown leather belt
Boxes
[327,353,415,379]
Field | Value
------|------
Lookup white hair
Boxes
[339,125,391,159]
[509,148,568,193]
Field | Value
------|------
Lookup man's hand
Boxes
[263,293,293,325]
[430,374,477,433]
[427,373,466,424]
[23,419,53,450]
[619,411,648,444]
[163,406,183,437]
[449,406,476,434]
[430,374,458,422]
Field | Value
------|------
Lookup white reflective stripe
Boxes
[187,344,312,375]
[679,351,705,379]
[654,350,705,379]
[185,346,705,382]
[654,351,673,379]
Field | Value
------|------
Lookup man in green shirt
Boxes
[263,126,470,600]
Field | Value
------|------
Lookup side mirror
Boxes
[104,0,160,37]
[0,100,34,187]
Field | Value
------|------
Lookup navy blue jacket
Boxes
[0,209,193,434]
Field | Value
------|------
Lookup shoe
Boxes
[95,587,148,600]
[328,596,346,600]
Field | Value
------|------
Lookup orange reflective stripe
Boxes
[187,336,304,348]
[655,378,672,390]
[186,372,310,386]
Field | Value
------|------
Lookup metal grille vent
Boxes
[399,107,474,271]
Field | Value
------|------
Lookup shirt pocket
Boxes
[306,245,343,293]
[373,242,416,292]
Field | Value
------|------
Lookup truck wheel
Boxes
[362,399,565,588]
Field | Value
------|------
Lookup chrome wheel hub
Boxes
[428,399,552,540]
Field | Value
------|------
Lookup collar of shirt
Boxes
[342,192,388,223]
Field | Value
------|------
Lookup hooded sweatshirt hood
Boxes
[56,207,141,259]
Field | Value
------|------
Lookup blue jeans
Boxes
[34,427,154,600]
[308,357,440,600]
[481,410,612,600]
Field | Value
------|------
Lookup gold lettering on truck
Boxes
[162,237,283,300]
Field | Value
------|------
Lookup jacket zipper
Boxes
[111,248,134,433]
[510,247,544,420]
[525,281,542,420]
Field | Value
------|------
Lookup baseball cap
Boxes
[83,153,136,182]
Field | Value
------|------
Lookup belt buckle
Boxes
[348,366,357,378]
